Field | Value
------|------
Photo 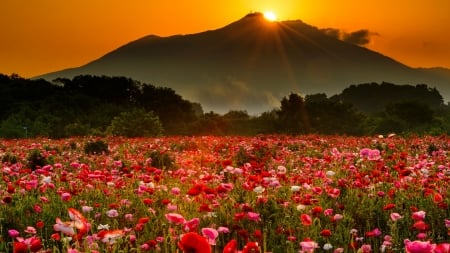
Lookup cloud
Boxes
[342,29,373,46]
[321,28,378,46]
[320,28,341,40]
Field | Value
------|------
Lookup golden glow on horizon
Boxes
[1,0,449,77]
[263,11,277,21]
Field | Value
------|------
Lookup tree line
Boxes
[0,73,449,138]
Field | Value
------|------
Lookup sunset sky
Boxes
[1,0,450,78]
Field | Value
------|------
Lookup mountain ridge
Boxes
[37,13,450,113]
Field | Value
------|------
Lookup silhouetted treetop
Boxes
[334,82,444,113]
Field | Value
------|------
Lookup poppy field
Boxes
[0,135,449,253]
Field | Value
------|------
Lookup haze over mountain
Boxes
[38,13,450,114]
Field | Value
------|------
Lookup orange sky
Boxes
[1,0,449,78]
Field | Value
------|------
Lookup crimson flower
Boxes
[29,237,42,252]
[383,203,396,211]
[311,206,323,216]
[178,232,211,253]
[242,242,260,253]
[13,241,28,253]
[433,193,444,203]
[320,229,332,237]
[223,239,237,253]
[188,184,205,196]
[138,217,150,224]
[301,214,312,226]
[435,243,450,253]
[36,220,44,229]
[412,220,429,232]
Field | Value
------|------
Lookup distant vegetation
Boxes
[0,73,449,138]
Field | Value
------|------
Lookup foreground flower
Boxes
[178,232,211,253]
[300,238,319,253]
[223,239,237,253]
[404,239,436,253]
[301,214,313,226]
[97,229,124,244]
[53,208,90,240]
[13,237,42,253]
[242,242,260,253]
[165,213,186,225]
[201,228,219,245]
[435,243,450,253]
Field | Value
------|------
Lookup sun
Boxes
[263,11,277,21]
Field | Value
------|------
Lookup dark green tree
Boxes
[107,108,163,137]
[305,94,365,135]
[278,93,310,134]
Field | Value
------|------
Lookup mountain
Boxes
[37,13,450,114]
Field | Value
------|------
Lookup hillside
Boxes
[37,13,450,113]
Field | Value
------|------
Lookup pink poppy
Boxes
[165,212,186,224]
[404,239,436,253]
[299,239,319,253]
[247,212,261,222]
[201,228,219,245]
[8,229,20,238]
[412,211,426,220]
[390,212,402,221]
[183,217,200,232]
[360,244,372,253]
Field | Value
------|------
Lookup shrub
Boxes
[27,149,48,170]
[107,108,163,137]
[147,150,174,170]
[84,140,109,155]
[1,153,17,164]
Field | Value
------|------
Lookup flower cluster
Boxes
[0,135,448,252]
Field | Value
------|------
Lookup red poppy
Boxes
[7,182,15,194]
[433,193,444,203]
[253,229,262,240]
[320,229,332,237]
[36,220,44,229]
[199,203,212,212]
[242,242,260,253]
[188,184,205,196]
[234,212,246,222]
[50,233,61,241]
[29,237,42,252]
[311,206,323,216]
[138,217,150,224]
[383,203,396,211]
[178,232,211,253]
[223,239,237,253]
[2,196,12,204]
[412,220,430,232]
[13,241,28,253]
[143,198,154,205]
[300,214,312,226]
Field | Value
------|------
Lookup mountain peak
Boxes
[36,14,450,114]
[243,12,265,19]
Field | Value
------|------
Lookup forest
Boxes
[0,73,449,138]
